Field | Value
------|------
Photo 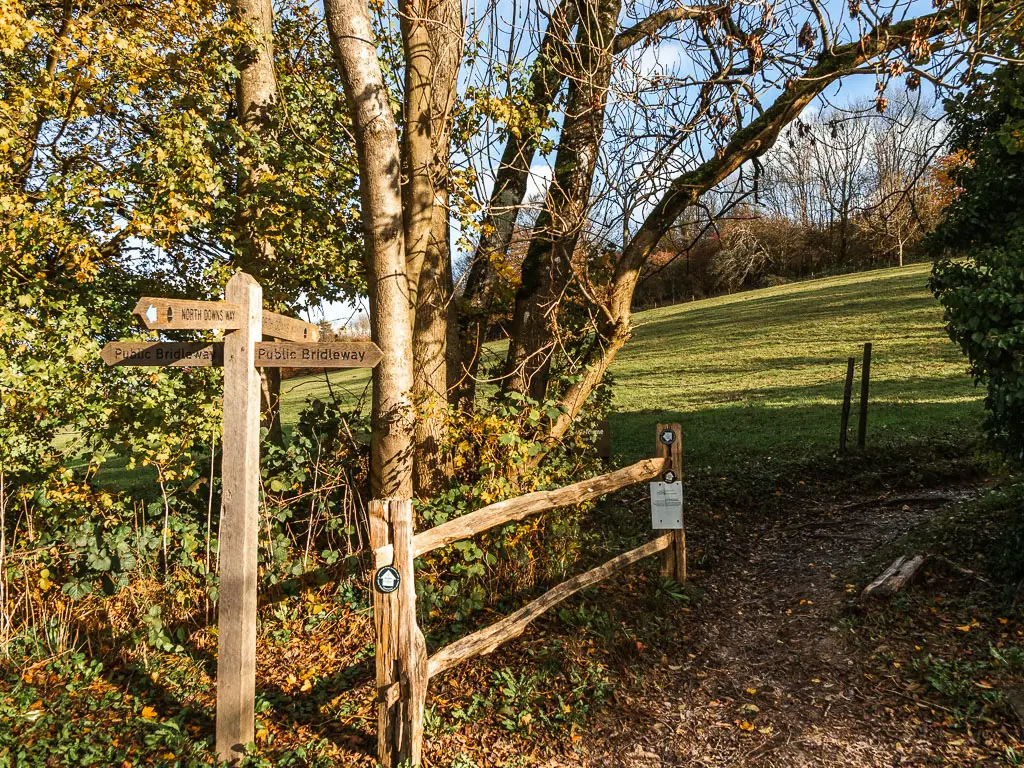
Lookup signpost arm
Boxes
[216,273,263,763]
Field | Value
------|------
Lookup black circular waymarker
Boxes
[662,469,677,484]
[659,429,675,445]
[375,566,401,594]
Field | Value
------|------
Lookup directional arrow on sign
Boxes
[133,298,243,330]
[254,342,383,368]
[101,342,224,367]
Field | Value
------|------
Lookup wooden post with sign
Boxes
[654,423,685,582]
[100,272,383,764]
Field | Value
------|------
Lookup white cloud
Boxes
[525,161,554,202]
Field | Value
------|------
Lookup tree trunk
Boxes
[410,0,463,496]
[14,3,73,193]
[452,0,579,409]
[453,0,712,409]
[502,0,621,401]
[325,0,415,499]
[413,154,456,495]
[233,0,284,446]
[400,0,434,310]
[259,367,283,445]
[542,12,954,445]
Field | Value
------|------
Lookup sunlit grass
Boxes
[280,262,982,471]
[607,263,982,466]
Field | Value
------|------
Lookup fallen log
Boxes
[861,555,926,599]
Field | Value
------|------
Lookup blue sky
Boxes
[315,0,954,326]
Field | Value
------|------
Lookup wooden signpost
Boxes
[101,273,381,763]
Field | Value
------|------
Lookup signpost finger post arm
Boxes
[217,273,263,763]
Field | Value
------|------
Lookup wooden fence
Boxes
[370,423,686,767]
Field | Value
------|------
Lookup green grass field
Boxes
[282,263,983,470]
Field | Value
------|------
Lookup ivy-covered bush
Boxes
[415,384,612,624]
[930,61,1024,459]
[931,232,1024,458]
[259,398,371,580]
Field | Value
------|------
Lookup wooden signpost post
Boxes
[101,272,382,763]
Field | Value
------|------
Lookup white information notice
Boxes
[650,481,684,529]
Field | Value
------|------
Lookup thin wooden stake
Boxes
[839,357,855,454]
[857,343,872,450]
[655,423,685,582]
[216,272,263,763]
[1,471,8,655]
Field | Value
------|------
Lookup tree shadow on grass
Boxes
[607,375,983,466]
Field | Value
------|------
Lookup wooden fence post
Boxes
[839,357,855,454]
[216,273,263,763]
[370,499,426,767]
[857,342,872,450]
[655,423,685,582]
[393,500,427,764]
[369,499,400,767]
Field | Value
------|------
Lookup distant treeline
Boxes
[633,93,950,308]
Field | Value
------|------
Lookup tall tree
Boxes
[324,0,415,499]
[502,0,624,401]
[453,0,580,409]
[409,0,464,495]
[233,0,285,444]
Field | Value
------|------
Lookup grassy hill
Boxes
[281,263,983,470]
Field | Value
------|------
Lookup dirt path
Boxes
[584,485,984,767]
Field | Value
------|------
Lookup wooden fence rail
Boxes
[373,424,685,767]
[426,532,674,679]
[374,456,669,566]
